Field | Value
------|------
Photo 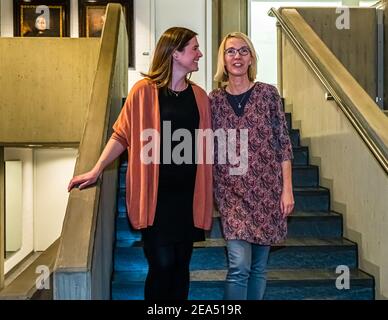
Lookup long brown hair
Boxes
[142,27,198,88]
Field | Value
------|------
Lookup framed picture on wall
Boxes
[85,6,107,38]
[14,0,70,37]
[79,0,134,67]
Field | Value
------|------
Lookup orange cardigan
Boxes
[111,79,213,230]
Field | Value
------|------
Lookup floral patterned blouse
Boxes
[209,82,293,245]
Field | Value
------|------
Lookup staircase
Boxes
[111,111,375,300]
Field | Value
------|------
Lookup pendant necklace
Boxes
[229,84,251,109]
[168,83,188,97]
[168,88,180,97]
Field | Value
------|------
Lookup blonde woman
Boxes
[210,32,294,300]
[68,27,213,300]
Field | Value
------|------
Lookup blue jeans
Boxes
[224,240,270,300]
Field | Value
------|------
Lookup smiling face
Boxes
[224,37,252,79]
[173,36,203,74]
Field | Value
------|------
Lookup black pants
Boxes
[143,241,194,300]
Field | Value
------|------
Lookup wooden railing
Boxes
[53,3,128,299]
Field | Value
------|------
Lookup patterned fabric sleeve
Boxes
[269,85,293,163]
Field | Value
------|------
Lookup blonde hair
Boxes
[214,32,258,83]
[142,27,197,89]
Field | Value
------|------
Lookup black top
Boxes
[225,84,255,117]
[141,84,205,246]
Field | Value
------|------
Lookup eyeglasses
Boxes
[224,47,251,57]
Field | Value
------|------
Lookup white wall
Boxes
[154,0,209,90]
[128,0,153,90]
[33,149,77,251]
[128,0,211,91]
[3,148,77,272]
[70,0,79,38]
[5,161,23,252]
[4,148,34,274]
[0,0,13,37]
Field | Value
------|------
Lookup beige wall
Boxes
[296,8,377,102]
[282,35,388,299]
[342,0,360,4]
[0,38,99,145]
[218,0,247,37]
[383,0,388,109]
[212,0,247,89]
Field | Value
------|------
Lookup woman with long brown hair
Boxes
[68,27,213,300]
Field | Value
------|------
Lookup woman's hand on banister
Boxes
[67,138,126,192]
[68,169,100,192]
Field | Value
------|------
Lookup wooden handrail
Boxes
[373,0,385,9]
[269,8,388,175]
[54,3,127,299]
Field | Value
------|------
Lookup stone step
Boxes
[292,165,319,187]
[290,129,300,147]
[119,164,319,189]
[115,211,342,244]
[111,268,374,300]
[112,110,375,301]
[292,146,309,166]
[206,211,342,239]
[287,211,342,238]
[293,187,330,212]
[118,187,331,215]
[114,238,357,272]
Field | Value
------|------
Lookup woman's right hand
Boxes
[67,138,126,192]
[68,169,100,192]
